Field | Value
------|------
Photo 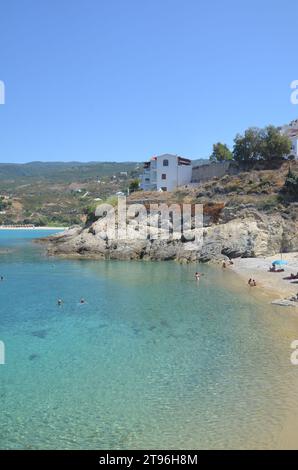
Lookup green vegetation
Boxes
[281,168,298,201]
[209,125,292,164]
[210,143,233,162]
[0,161,141,226]
[0,196,11,211]
[233,128,262,162]
[233,125,291,162]
[129,179,140,192]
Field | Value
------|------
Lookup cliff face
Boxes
[45,207,298,262]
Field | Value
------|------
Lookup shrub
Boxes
[281,168,298,201]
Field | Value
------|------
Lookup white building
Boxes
[281,119,298,159]
[140,154,192,192]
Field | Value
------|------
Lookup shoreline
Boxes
[0,226,67,230]
[229,253,298,305]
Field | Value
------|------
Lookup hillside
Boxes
[0,161,141,226]
[0,161,141,182]
[1,160,297,229]
[128,160,298,215]
[44,162,298,262]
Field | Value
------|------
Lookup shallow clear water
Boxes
[1,230,298,449]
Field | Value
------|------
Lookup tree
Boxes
[233,127,262,162]
[129,179,140,193]
[259,125,292,161]
[210,142,233,162]
[233,125,292,162]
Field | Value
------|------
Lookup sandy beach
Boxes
[230,253,298,304]
[228,253,298,447]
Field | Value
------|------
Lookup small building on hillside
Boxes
[140,154,192,191]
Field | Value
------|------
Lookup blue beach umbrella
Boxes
[272,260,288,266]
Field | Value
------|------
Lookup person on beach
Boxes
[248,278,252,286]
[222,261,227,269]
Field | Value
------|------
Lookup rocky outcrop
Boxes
[43,207,298,263]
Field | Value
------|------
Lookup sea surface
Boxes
[1,229,298,449]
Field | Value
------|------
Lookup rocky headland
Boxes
[42,163,298,263]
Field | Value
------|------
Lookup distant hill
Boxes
[191,158,209,167]
[0,161,141,182]
[0,159,209,226]
[0,159,208,182]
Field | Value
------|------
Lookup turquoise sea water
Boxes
[1,230,298,449]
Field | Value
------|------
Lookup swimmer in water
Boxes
[57,299,63,306]
[80,298,86,304]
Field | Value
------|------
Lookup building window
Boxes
[163,159,169,166]
[162,173,166,180]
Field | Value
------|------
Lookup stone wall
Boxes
[191,161,239,183]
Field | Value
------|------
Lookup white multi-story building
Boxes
[140,154,192,192]
[281,119,298,159]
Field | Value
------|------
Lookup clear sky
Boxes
[0,0,297,163]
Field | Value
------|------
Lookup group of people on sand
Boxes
[57,298,86,306]
[248,278,257,287]
[269,264,285,273]
[289,272,298,280]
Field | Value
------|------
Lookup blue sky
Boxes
[0,0,297,163]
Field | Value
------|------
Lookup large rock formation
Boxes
[43,206,298,262]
